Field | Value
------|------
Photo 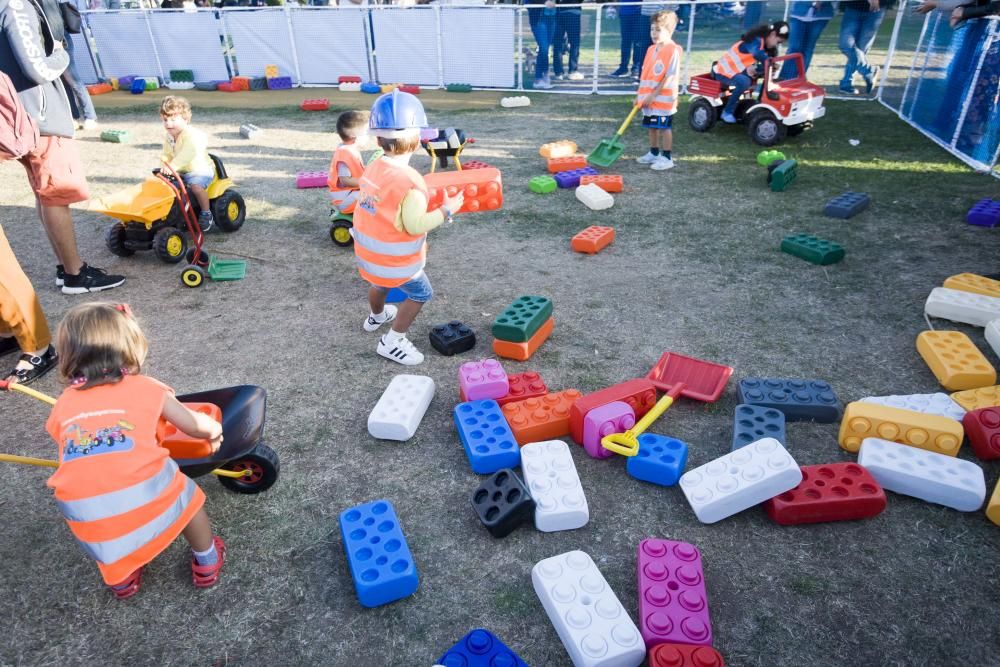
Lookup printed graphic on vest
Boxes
[62,420,136,461]
[358,191,379,215]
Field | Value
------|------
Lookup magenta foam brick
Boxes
[581,401,635,459]
[638,538,712,649]
[459,359,509,402]
[296,171,328,189]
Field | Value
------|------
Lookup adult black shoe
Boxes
[56,264,65,287]
[61,264,126,295]
[6,345,57,386]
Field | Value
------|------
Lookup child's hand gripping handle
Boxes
[600,384,685,456]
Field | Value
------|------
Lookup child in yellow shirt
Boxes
[160,96,216,231]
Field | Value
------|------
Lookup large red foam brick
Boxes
[425,167,503,214]
[300,98,330,111]
[461,371,548,406]
[569,378,658,445]
[763,462,887,525]
[964,406,1000,460]
[547,155,588,173]
[580,174,623,193]
[649,643,726,667]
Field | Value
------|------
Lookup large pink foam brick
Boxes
[459,359,510,402]
[296,171,328,189]
[581,401,635,459]
[638,538,712,649]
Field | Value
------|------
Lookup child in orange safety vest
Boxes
[711,21,790,124]
[44,303,226,599]
[328,110,369,216]
[634,11,683,171]
[353,90,464,366]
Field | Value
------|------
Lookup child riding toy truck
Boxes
[687,53,825,146]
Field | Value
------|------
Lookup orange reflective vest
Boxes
[637,42,682,114]
[328,143,365,214]
[45,375,205,585]
[713,38,763,79]
[352,157,429,288]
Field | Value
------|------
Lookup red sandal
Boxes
[108,567,143,600]
[191,536,226,588]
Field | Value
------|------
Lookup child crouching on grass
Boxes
[160,96,216,231]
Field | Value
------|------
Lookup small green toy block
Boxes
[492,295,553,343]
[757,149,786,166]
[144,78,159,91]
[780,233,845,266]
[100,130,131,144]
[768,159,797,192]
[529,175,557,194]
[169,69,194,82]
[446,83,472,93]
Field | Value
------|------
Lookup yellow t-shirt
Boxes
[161,126,214,176]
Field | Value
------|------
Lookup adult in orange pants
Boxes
[0,223,56,384]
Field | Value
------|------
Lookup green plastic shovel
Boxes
[588,104,642,168]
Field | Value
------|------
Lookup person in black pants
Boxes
[610,2,643,78]
[552,0,583,81]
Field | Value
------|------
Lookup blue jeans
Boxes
[63,37,97,122]
[182,173,214,190]
[618,12,643,71]
[743,1,765,29]
[839,8,885,84]
[377,272,433,304]
[714,72,754,116]
[553,8,581,75]
[781,18,830,79]
[528,8,556,79]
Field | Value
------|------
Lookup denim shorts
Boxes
[642,114,674,129]
[182,172,214,189]
[377,271,433,303]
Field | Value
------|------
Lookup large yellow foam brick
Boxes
[916,330,996,391]
[951,385,1000,411]
[943,273,1000,298]
[838,401,964,456]
[988,478,1000,526]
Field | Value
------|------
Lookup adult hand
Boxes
[914,1,936,14]
[544,0,555,7]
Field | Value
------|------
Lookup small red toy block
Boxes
[461,371,548,406]
[964,407,1000,461]
[217,82,239,93]
[461,160,492,170]
[763,462,887,525]
[86,83,112,96]
[399,84,420,95]
[501,389,583,445]
[649,643,726,667]
[546,155,587,173]
[571,226,615,254]
[425,167,503,214]
[580,174,623,193]
[338,75,362,84]
[569,378,658,445]
[492,316,553,361]
[231,76,251,91]
[300,98,330,111]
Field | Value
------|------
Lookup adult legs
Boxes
[37,202,83,275]
[743,0,765,29]
[528,8,555,80]
[800,19,831,72]
[62,38,97,123]
[634,14,652,75]
[855,9,886,81]
[780,18,809,79]
[839,7,864,84]
[565,9,581,74]
[553,12,569,77]
[618,13,640,71]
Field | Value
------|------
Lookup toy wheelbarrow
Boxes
[601,352,733,456]
[421,128,475,172]
[0,380,279,494]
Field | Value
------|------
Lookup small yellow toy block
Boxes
[838,401,964,456]
[987,478,1000,526]
[951,385,1000,411]
[265,64,279,79]
[917,330,997,391]
[380,83,399,93]
[539,140,577,159]
[109,77,119,91]
[943,273,1000,299]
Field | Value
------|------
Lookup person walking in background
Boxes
[610,1,643,79]
[837,0,886,94]
[552,0,583,81]
[780,1,834,80]
[526,0,557,89]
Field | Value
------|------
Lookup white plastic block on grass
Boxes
[987,318,1000,359]
[858,437,985,511]
[575,183,614,211]
[859,393,966,422]
[339,81,361,92]
[367,374,435,441]
[500,96,531,108]
[521,440,589,532]
[166,81,195,90]
[679,437,801,524]
[924,287,1000,327]
[239,123,262,139]
[532,550,645,667]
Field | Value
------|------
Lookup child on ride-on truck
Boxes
[328,110,369,216]
[711,21,789,124]
[160,96,215,232]
[634,11,683,171]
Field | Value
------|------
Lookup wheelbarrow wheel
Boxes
[330,220,353,247]
[180,264,206,288]
[185,247,210,268]
[106,222,134,257]
[153,227,187,264]
[212,191,246,233]
[217,443,279,494]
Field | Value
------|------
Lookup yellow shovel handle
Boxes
[0,453,58,468]
[634,394,675,435]
[616,105,643,136]
[600,394,677,457]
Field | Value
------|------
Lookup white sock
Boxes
[193,542,218,566]
[370,310,385,321]
[383,329,405,343]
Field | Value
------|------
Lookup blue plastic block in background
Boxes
[453,400,519,474]
[738,377,842,423]
[437,628,529,667]
[626,434,688,487]
[732,403,787,450]
[361,81,381,94]
[339,499,418,608]
[130,78,146,94]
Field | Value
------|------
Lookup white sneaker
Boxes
[363,305,397,332]
[636,151,658,165]
[82,119,98,131]
[377,334,424,366]
[568,72,584,81]
[651,156,675,171]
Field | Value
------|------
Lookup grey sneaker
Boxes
[651,156,675,171]
[636,151,658,165]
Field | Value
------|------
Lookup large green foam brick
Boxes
[768,159,797,192]
[446,83,472,93]
[100,130,131,144]
[757,149,786,166]
[144,78,159,91]
[492,296,553,343]
[529,175,557,194]
[781,234,845,266]
[169,69,194,82]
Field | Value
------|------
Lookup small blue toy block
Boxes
[361,81,381,94]
[454,399,519,474]
[824,191,870,219]
[732,403,787,450]
[554,167,598,189]
[626,433,688,487]
[118,75,136,88]
[130,78,146,94]
[738,377,842,423]
[967,198,1000,227]
[339,499,418,608]
[267,75,292,90]
[437,628,529,667]
[386,287,407,303]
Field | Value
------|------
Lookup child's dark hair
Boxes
[56,303,148,388]
[336,110,369,142]
[741,21,789,57]
[377,134,421,155]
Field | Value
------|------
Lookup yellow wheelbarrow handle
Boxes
[4,381,57,406]
[600,394,676,457]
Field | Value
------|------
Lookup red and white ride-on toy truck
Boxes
[687,53,825,146]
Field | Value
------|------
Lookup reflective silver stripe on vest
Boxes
[352,227,426,257]
[652,94,676,106]
[356,255,426,279]
[75,475,197,565]
[56,459,179,522]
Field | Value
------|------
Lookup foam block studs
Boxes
[988,318,1000,358]
[576,183,614,211]
[267,76,292,90]
[763,462,886,525]
[572,226,616,254]
[459,359,509,402]
[300,98,329,111]
[100,130,130,144]
[580,174,623,193]
[756,149,786,166]
[780,234,844,265]
[732,404,786,450]
[555,167,599,189]
[737,378,841,423]
[239,123,262,139]
[502,390,582,445]
[470,469,535,538]
[824,191,870,219]
[916,330,997,391]
[951,385,1000,411]
[429,321,475,356]
[500,96,530,108]
[424,167,503,214]
[339,499,418,607]
[529,175,558,194]
[446,83,473,92]
[265,64,280,79]
[117,75,135,88]
[570,379,658,446]
[859,393,966,422]
[547,155,588,173]
[437,629,529,667]
[967,198,1000,227]
[493,317,554,361]
[463,371,548,406]
[361,82,382,94]
[338,75,362,84]
[532,550,643,667]
[539,140,577,159]
[367,374,435,441]
[231,76,251,91]
[627,434,688,487]
[837,401,964,456]
[521,440,588,531]
[768,159,797,192]
[339,81,361,92]
[964,407,1000,460]
[679,438,802,524]
[648,644,726,667]
[858,438,986,511]
[924,287,1000,327]
[129,78,145,94]
[296,171,328,189]
[943,273,1000,299]
[637,539,712,648]
[461,160,492,171]
[493,295,553,343]
[454,400,520,474]
[582,401,635,459]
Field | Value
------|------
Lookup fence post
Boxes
[877,0,909,104]
[517,8,523,90]
[141,7,166,82]
[898,12,933,119]
[284,5,304,85]
[681,2,696,94]
[591,5,601,94]
[435,5,445,90]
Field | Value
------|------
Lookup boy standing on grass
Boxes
[635,11,682,172]
[160,96,216,231]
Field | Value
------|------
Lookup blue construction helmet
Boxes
[369,89,428,138]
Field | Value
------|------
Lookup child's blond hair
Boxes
[651,10,679,34]
[336,110,369,142]
[377,134,421,156]
[56,303,149,388]
[160,95,193,121]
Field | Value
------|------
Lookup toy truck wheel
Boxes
[748,110,786,146]
[153,227,187,263]
[212,191,246,233]
[218,443,280,494]
[106,222,134,257]
[180,265,206,288]
[688,99,717,132]
[185,247,211,267]
[330,220,354,247]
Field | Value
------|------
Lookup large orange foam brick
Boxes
[916,330,996,391]
[156,402,220,459]
[951,385,1000,411]
[493,316,554,361]
[547,155,587,173]
[425,167,503,214]
[580,174,623,193]
[539,140,577,159]
[838,401,964,456]
[571,226,615,254]
[502,389,582,445]
[943,273,1000,298]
